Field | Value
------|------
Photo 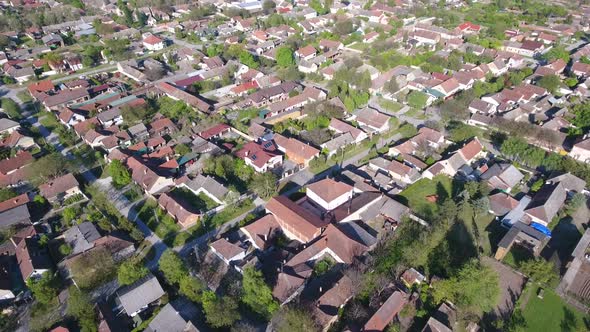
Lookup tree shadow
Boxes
[560,307,579,332]
[435,182,449,202]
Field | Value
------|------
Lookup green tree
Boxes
[202,291,241,328]
[564,77,578,88]
[179,276,205,303]
[433,260,499,313]
[250,172,278,199]
[239,51,259,69]
[406,91,428,109]
[67,286,97,332]
[62,206,79,224]
[108,160,131,188]
[28,272,59,305]
[537,74,561,94]
[242,267,278,319]
[174,143,191,155]
[271,306,318,332]
[158,249,188,285]
[505,308,527,332]
[59,243,73,256]
[519,259,558,287]
[0,98,22,119]
[117,259,148,286]
[541,46,570,63]
[29,153,70,183]
[276,47,295,67]
[0,188,17,202]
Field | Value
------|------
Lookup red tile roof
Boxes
[266,195,328,243]
[0,151,33,175]
[143,34,163,45]
[363,291,408,332]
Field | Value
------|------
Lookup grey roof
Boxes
[0,204,30,228]
[337,221,377,248]
[63,222,101,255]
[184,174,228,201]
[0,118,20,132]
[501,195,532,226]
[97,108,122,123]
[128,123,148,137]
[320,132,354,152]
[525,182,567,223]
[547,172,586,193]
[481,163,524,189]
[116,274,165,315]
[146,299,199,332]
[360,196,409,222]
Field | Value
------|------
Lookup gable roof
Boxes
[116,274,165,315]
[525,182,566,223]
[363,291,407,332]
[0,151,33,175]
[306,178,353,203]
[39,173,79,199]
[0,193,29,213]
[266,195,328,242]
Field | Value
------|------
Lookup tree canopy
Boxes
[276,47,295,67]
[202,291,241,328]
[433,260,500,313]
[159,249,188,285]
[242,267,278,319]
[250,172,278,199]
[117,259,148,286]
[108,160,131,189]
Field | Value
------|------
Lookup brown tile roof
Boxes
[458,137,483,162]
[0,193,29,213]
[329,118,365,140]
[296,45,316,57]
[210,238,245,261]
[0,151,33,175]
[266,195,328,243]
[241,214,280,250]
[306,178,353,203]
[39,173,79,200]
[313,274,354,329]
[273,134,319,163]
[158,192,199,227]
[363,291,407,332]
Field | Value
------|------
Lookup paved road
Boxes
[81,172,167,270]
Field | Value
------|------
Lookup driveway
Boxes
[26,115,65,153]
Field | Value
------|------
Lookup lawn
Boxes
[171,187,219,212]
[39,114,60,132]
[397,176,453,220]
[17,90,33,103]
[379,98,403,112]
[519,285,588,332]
[404,107,427,120]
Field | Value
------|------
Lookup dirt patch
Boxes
[482,257,527,318]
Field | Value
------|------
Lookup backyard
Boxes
[518,284,589,332]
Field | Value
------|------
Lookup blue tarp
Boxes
[530,222,552,237]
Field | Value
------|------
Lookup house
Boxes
[240,214,281,251]
[15,232,52,281]
[265,195,329,243]
[363,291,407,331]
[306,178,355,211]
[0,131,36,151]
[321,132,355,157]
[329,118,368,143]
[354,108,391,133]
[143,34,165,51]
[145,299,199,332]
[489,192,519,216]
[558,228,590,310]
[158,192,200,228]
[115,274,165,317]
[38,173,82,203]
[126,157,175,194]
[178,174,228,204]
[572,62,590,78]
[0,151,34,176]
[457,22,481,34]
[480,163,524,192]
[523,182,566,227]
[273,134,319,167]
[312,274,354,331]
[62,222,102,256]
[42,33,64,47]
[386,159,421,184]
[570,137,590,163]
[423,137,484,179]
[295,45,317,61]
[0,194,31,229]
[273,223,372,304]
[364,31,379,43]
[156,82,212,114]
[209,238,247,265]
[235,140,283,173]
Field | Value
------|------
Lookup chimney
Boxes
[319,286,323,293]
[144,168,148,174]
